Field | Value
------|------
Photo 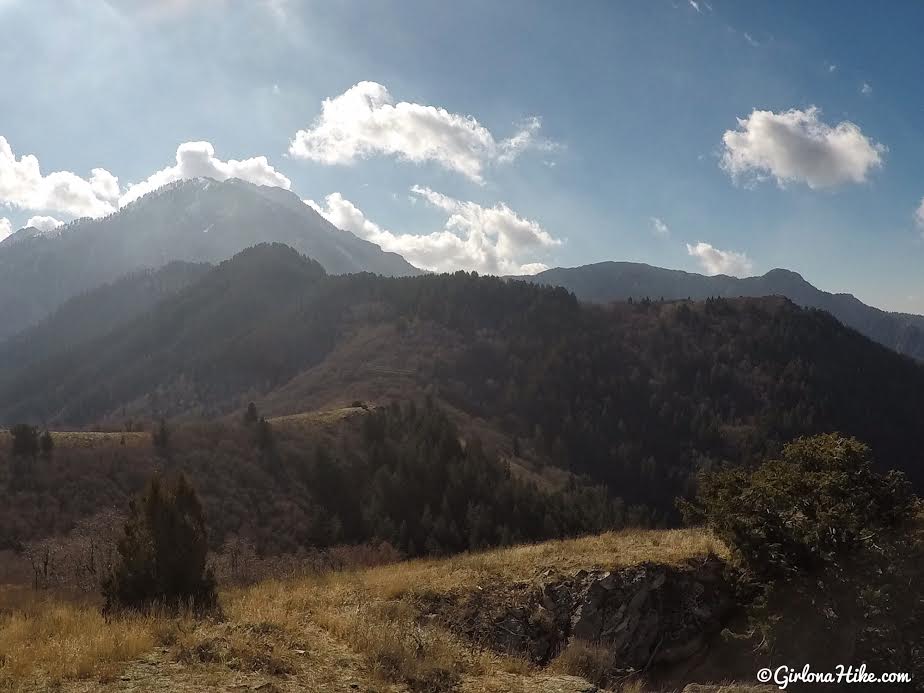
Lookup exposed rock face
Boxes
[423,556,735,672]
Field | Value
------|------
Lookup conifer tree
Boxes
[102,474,216,613]
[10,424,39,458]
[39,430,54,458]
[152,418,170,455]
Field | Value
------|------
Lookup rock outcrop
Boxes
[421,556,735,672]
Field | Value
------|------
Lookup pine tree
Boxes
[152,418,170,455]
[39,430,54,458]
[10,424,39,458]
[255,416,274,452]
[102,474,216,613]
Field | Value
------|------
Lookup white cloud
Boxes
[689,0,701,12]
[289,81,554,183]
[720,106,885,189]
[827,63,837,73]
[306,189,560,275]
[497,117,558,164]
[120,141,291,205]
[0,217,11,243]
[26,215,64,233]
[650,217,670,237]
[0,136,119,217]
[1,136,293,221]
[914,197,924,232]
[686,241,753,277]
[743,32,759,47]
[860,82,873,96]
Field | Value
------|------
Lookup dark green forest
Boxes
[2,243,923,529]
[0,402,620,556]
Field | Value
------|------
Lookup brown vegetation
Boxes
[1,527,724,692]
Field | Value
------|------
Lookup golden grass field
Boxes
[0,430,149,450]
[0,528,734,693]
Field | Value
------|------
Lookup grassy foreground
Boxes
[0,528,729,692]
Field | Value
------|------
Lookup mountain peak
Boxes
[762,268,806,283]
[0,177,420,340]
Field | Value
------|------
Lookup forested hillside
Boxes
[2,243,923,521]
[0,177,419,340]
[0,403,619,555]
[0,261,210,378]
[522,261,924,361]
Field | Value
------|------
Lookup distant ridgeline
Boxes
[1,243,923,527]
[519,261,924,362]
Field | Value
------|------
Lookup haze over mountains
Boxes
[0,178,418,340]
[2,242,923,511]
[2,175,923,365]
[522,261,924,362]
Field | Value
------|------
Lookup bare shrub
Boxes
[210,538,403,586]
[549,638,614,686]
[22,509,124,591]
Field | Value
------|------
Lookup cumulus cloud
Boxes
[686,242,753,277]
[306,188,560,275]
[0,136,119,217]
[120,141,291,205]
[860,82,873,96]
[26,215,64,233]
[289,81,554,183]
[1,137,291,221]
[0,217,11,243]
[720,106,885,189]
[650,217,670,237]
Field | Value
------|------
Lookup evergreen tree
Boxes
[102,474,216,613]
[39,430,54,458]
[255,416,274,452]
[10,424,39,458]
[152,418,170,455]
[243,402,259,425]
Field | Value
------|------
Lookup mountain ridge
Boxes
[0,177,420,340]
[2,243,922,514]
[519,261,924,360]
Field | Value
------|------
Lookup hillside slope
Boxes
[2,244,923,517]
[0,177,419,339]
[522,262,924,361]
[0,261,210,378]
[6,520,919,692]
[0,527,738,693]
[0,402,618,554]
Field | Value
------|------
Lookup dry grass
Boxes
[354,527,727,599]
[0,528,728,691]
[269,406,369,429]
[549,638,614,685]
[220,527,725,691]
[0,430,149,449]
[0,591,154,687]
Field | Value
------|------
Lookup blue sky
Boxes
[1,1,923,311]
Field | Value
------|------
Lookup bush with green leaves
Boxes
[681,433,917,578]
[102,473,217,613]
